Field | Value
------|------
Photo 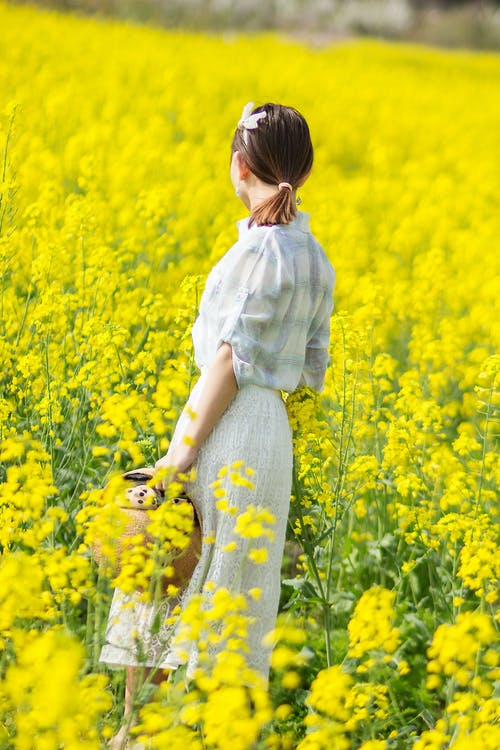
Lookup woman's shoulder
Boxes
[272,213,334,264]
[233,212,334,281]
[236,210,309,241]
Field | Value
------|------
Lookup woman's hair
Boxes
[231,103,313,227]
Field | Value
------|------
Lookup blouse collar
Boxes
[236,210,311,239]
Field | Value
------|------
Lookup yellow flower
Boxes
[234,504,275,540]
[216,497,237,516]
[248,548,268,564]
[397,660,410,676]
[348,587,401,660]
[3,629,111,746]
[427,612,495,676]
[281,671,301,690]
[274,703,292,720]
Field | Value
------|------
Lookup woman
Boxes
[101,101,335,746]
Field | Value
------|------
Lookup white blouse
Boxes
[191,211,335,393]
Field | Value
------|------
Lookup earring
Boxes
[235,185,241,198]
[296,194,302,206]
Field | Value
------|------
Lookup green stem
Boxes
[475,383,493,517]
[0,107,16,236]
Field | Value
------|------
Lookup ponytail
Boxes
[249,184,297,227]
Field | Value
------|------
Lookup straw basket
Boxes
[91,468,202,595]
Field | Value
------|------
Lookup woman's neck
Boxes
[248,183,279,210]
[243,177,296,212]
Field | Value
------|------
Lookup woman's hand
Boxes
[155,343,238,492]
[154,441,199,491]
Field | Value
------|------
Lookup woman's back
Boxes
[193,211,335,393]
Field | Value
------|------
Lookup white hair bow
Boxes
[238,102,267,130]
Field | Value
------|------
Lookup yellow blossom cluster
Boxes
[132,587,272,749]
[0,0,499,747]
[426,611,498,689]
[1,628,112,748]
[347,587,401,662]
[415,613,500,749]
[299,666,389,749]
[135,658,271,750]
[457,527,500,603]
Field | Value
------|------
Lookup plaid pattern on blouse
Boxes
[191,211,335,393]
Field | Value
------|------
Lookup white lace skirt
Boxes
[99,371,293,682]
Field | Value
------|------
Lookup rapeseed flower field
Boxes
[0,1,499,748]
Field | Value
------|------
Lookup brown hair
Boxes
[231,103,313,227]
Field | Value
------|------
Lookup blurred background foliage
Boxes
[8,0,500,50]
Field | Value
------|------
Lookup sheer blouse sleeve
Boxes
[299,290,334,392]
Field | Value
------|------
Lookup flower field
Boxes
[0,1,499,748]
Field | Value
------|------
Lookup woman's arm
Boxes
[155,342,238,484]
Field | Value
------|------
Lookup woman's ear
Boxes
[233,150,250,180]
